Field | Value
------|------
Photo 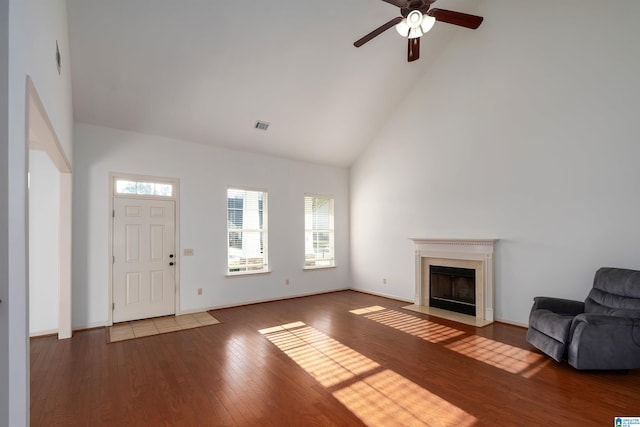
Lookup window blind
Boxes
[304,195,334,268]
[227,188,268,273]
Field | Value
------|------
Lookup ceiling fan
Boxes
[354,0,483,62]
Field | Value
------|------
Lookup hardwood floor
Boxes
[31,291,640,426]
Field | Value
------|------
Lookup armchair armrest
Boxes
[532,296,585,316]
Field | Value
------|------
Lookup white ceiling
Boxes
[67,0,480,167]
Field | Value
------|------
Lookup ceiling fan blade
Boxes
[381,0,407,7]
[427,8,483,29]
[354,16,403,47]
[408,38,420,62]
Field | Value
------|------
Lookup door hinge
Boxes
[112,209,115,218]
[112,302,115,310]
[112,255,115,264]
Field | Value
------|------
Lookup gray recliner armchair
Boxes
[526,267,640,370]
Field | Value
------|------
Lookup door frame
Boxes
[27,77,72,339]
[108,172,180,326]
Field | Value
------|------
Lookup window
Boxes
[115,178,173,197]
[304,195,335,268]
[227,188,268,274]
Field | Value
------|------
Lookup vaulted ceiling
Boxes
[67,0,480,167]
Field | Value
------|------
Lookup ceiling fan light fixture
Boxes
[407,10,423,28]
[408,27,423,39]
[420,15,436,33]
[395,11,435,39]
[395,19,410,37]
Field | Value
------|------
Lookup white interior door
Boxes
[112,197,176,323]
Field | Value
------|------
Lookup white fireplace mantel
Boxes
[406,238,497,327]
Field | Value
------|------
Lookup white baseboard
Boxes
[29,328,58,338]
[350,287,414,303]
[73,320,110,330]
[494,317,528,328]
[74,287,510,331]
[179,287,351,314]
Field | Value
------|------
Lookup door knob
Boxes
[169,262,174,266]
[169,254,174,258]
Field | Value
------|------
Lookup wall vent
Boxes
[254,121,270,131]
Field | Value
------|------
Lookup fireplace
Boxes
[429,265,476,316]
[406,238,497,326]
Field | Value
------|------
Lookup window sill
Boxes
[225,270,271,278]
[303,265,336,271]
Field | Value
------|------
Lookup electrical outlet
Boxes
[383,278,387,284]
[197,288,203,295]
[184,248,194,256]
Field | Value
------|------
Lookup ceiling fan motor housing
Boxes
[401,0,434,17]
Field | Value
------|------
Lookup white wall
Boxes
[72,123,350,328]
[0,0,10,422]
[3,0,74,425]
[29,150,60,336]
[350,0,640,325]
[25,0,74,164]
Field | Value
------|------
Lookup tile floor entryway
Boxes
[108,312,220,343]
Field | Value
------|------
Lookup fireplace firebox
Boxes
[429,265,476,316]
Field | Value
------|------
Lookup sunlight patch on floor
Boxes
[259,322,378,388]
[359,307,465,343]
[349,305,386,315]
[259,322,476,426]
[352,306,545,376]
[333,369,475,427]
[445,335,544,374]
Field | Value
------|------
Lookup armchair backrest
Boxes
[584,267,640,317]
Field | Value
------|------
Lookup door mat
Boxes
[108,312,221,343]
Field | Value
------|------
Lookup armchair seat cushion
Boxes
[529,309,575,343]
[527,310,576,362]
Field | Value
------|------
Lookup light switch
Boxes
[183,248,194,256]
